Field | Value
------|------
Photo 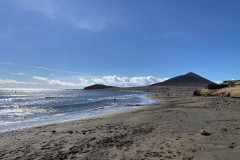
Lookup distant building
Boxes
[223,80,240,87]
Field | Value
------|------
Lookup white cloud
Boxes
[33,76,85,87]
[215,81,222,84]
[79,78,92,87]
[83,75,168,87]
[32,75,168,88]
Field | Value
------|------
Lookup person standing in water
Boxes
[114,98,116,103]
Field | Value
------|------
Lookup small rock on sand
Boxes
[200,130,211,136]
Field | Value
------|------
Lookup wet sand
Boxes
[0,87,240,160]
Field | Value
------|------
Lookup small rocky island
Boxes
[84,84,117,90]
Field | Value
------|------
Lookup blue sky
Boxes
[0,0,240,88]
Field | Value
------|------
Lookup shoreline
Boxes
[1,88,240,159]
[0,99,158,134]
[0,91,158,133]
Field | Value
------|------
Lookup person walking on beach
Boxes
[220,93,224,103]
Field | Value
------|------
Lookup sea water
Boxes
[0,89,158,132]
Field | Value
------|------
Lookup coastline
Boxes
[0,90,157,132]
[1,88,240,159]
[0,91,157,133]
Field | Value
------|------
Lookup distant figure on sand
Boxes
[220,93,224,103]
[155,94,157,98]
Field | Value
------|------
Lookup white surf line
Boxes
[0,61,84,75]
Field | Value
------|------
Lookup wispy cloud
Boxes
[0,61,84,75]
[10,72,27,76]
[0,79,37,85]
[16,1,112,32]
[49,74,57,77]
[70,17,112,32]
[0,26,38,40]
[18,0,57,18]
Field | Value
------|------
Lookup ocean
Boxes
[0,89,158,132]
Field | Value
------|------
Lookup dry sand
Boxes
[194,86,240,98]
[0,87,240,160]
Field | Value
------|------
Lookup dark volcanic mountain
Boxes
[84,84,116,90]
[151,72,216,87]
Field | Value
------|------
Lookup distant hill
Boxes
[84,84,116,90]
[151,72,215,87]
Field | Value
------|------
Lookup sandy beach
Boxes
[1,0,240,159]
[1,87,240,160]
